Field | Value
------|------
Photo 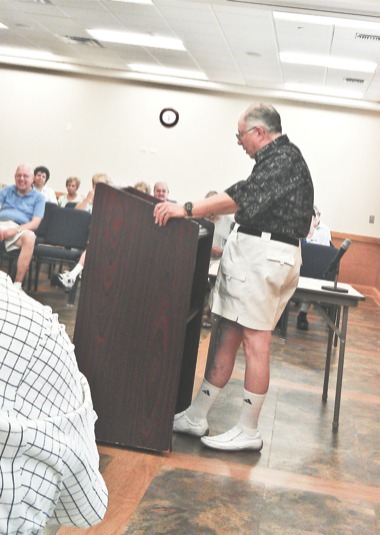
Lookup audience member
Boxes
[33,165,58,204]
[297,204,332,330]
[308,205,331,245]
[0,164,45,288]
[75,173,111,213]
[0,271,108,533]
[134,181,151,195]
[58,176,84,207]
[202,190,234,328]
[57,173,111,290]
[153,181,170,202]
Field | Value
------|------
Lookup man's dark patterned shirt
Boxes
[226,134,314,239]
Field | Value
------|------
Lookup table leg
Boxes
[322,307,335,401]
[333,305,349,430]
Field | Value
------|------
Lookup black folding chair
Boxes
[35,202,60,245]
[0,243,20,279]
[278,242,339,340]
[33,207,91,303]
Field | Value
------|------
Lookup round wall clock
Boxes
[159,108,179,128]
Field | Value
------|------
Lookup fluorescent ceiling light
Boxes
[284,83,363,100]
[0,46,57,61]
[273,11,380,31]
[128,63,207,80]
[280,52,377,73]
[86,29,185,51]
[112,0,153,4]
[0,22,8,29]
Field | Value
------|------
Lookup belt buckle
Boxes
[261,231,271,242]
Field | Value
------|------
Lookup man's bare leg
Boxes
[242,328,272,394]
[200,327,271,451]
[173,316,242,436]
[14,231,36,283]
[205,316,243,388]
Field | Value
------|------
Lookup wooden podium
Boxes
[74,184,213,452]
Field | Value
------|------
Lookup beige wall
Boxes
[1,66,379,238]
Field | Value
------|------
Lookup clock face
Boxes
[159,108,179,128]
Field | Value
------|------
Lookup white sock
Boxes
[186,378,221,422]
[238,388,266,436]
[13,281,22,289]
[69,263,83,280]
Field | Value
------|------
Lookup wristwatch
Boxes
[184,202,193,217]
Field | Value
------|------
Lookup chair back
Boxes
[65,202,78,209]
[300,242,339,282]
[43,207,91,249]
[35,202,59,240]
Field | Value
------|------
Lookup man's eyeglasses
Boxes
[235,126,258,141]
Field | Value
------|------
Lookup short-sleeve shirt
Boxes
[41,185,58,204]
[0,185,45,224]
[309,222,331,246]
[58,192,84,207]
[226,135,314,239]
[213,214,234,250]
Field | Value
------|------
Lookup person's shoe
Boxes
[201,425,263,452]
[173,410,209,437]
[297,311,309,331]
[202,316,212,329]
[57,271,75,291]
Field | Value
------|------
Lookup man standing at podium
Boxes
[154,103,314,452]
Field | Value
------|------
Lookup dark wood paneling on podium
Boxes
[74,184,213,452]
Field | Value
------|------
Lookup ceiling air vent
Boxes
[356,33,380,42]
[61,36,103,48]
[344,77,365,84]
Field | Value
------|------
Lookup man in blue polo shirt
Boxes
[0,164,45,288]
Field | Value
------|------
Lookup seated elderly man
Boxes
[0,164,45,288]
[0,271,108,533]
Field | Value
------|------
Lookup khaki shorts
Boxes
[212,230,301,330]
[0,220,25,251]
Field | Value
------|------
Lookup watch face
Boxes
[184,202,193,216]
[159,108,179,128]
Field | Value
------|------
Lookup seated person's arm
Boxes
[75,190,94,211]
[19,216,43,232]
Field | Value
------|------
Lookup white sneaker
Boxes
[57,271,75,290]
[173,410,209,437]
[201,425,263,451]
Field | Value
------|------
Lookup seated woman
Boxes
[58,176,84,207]
[57,173,111,290]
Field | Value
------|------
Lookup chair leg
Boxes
[67,277,80,306]
[279,302,290,340]
[27,259,34,292]
[34,261,42,291]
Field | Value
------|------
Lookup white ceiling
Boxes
[1,0,380,110]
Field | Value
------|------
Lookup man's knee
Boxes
[18,230,36,249]
[242,328,272,355]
